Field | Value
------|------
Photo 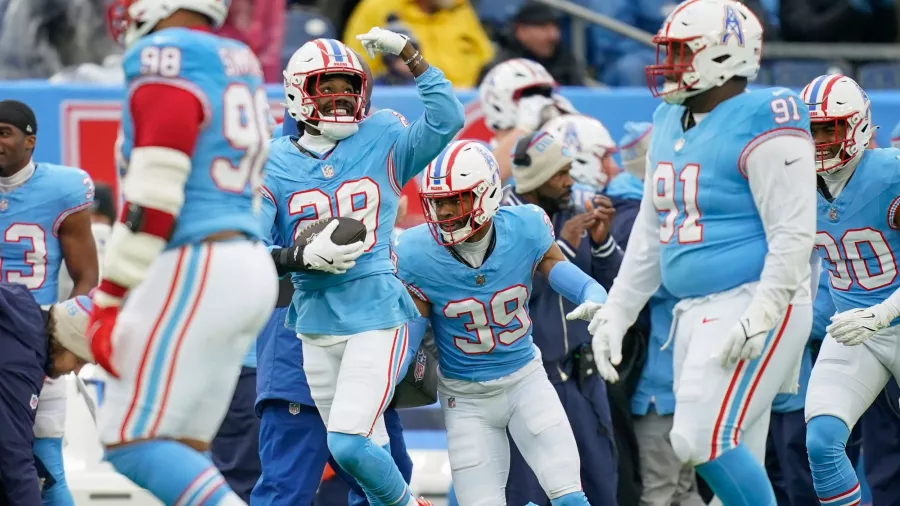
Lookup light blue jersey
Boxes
[118,27,268,248]
[570,182,598,213]
[649,88,811,298]
[892,120,900,148]
[0,163,93,305]
[393,205,555,382]
[260,65,463,335]
[815,148,900,323]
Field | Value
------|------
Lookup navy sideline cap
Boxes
[0,100,37,136]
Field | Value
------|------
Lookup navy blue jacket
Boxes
[504,193,624,382]
[0,283,48,505]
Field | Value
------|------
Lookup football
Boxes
[294,217,367,248]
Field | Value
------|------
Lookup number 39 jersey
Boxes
[393,205,555,382]
[815,148,900,318]
[118,27,269,248]
[648,88,811,298]
[0,164,94,305]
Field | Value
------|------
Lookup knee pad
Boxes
[806,415,849,465]
[327,432,369,472]
[669,428,695,465]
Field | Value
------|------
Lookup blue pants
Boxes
[33,437,73,506]
[252,399,413,506]
[766,410,817,506]
[210,367,261,502]
[861,378,900,505]
[506,374,617,505]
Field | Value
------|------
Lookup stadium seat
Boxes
[768,60,831,88]
[857,62,900,90]
[282,8,337,69]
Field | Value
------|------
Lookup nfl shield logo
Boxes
[447,397,456,408]
[322,165,334,178]
[828,207,838,221]
[30,394,38,410]
[288,402,301,415]
[475,273,486,285]
[414,350,427,382]
[0,200,9,212]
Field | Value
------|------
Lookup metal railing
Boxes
[531,0,900,62]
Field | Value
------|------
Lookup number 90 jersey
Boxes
[816,148,900,320]
[648,88,811,298]
[119,27,269,248]
[393,205,555,382]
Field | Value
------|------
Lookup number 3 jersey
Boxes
[649,88,811,299]
[0,163,93,305]
[393,205,555,382]
[118,27,269,248]
[815,148,900,319]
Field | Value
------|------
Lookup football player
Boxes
[90,1,278,504]
[802,74,900,506]
[571,1,818,505]
[260,33,463,506]
[394,139,607,506]
[478,58,576,181]
[0,99,99,506]
[543,113,620,207]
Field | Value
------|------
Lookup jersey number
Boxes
[653,162,703,243]
[443,285,531,355]
[212,84,270,197]
[816,229,898,291]
[2,224,46,288]
[139,46,182,77]
[288,177,380,251]
[771,96,801,124]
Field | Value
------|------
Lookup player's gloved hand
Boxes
[719,307,774,367]
[356,27,410,58]
[515,95,555,133]
[827,301,898,346]
[86,287,122,379]
[569,305,628,383]
[303,220,365,274]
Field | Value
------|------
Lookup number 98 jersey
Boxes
[648,88,811,298]
[393,205,555,382]
[118,27,270,248]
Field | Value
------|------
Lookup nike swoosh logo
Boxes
[702,317,718,324]
[315,254,333,265]
[785,158,801,166]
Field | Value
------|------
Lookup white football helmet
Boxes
[646,0,763,104]
[283,39,368,141]
[420,140,503,245]
[107,0,230,47]
[543,114,618,190]
[801,74,873,174]
[479,58,576,132]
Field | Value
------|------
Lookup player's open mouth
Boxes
[816,147,836,160]
[439,219,467,232]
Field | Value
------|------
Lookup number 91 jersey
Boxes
[816,148,900,318]
[648,88,811,298]
[118,27,269,248]
[393,205,555,382]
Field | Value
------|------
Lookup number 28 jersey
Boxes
[648,88,811,298]
[393,205,555,382]
[815,148,900,320]
[118,27,269,248]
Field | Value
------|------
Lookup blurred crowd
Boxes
[1,0,899,87]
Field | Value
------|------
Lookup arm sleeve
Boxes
[603,157,662,326]
[389,66,465,187]
[131,83,204,154]
[0,369,42,505]
[744,133,817,323]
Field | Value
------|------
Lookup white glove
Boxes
[303,220,365,275]
[356,27,410,59]
[827,301,898,346]
[515,95,555,133]
[718,308,774,367]
[568,304,627,383]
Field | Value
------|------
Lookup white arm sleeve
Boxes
[604,153,662,326]
[745,134,817,324]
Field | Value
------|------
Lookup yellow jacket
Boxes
[343,0,494,89]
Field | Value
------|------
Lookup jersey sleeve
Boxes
[520,204,556,262]
[392,233,430,303]
[53,169,95,236]
[739,89,811,176]
[892,121,900,149]
[259,145,284,248]
[388,66,465,189]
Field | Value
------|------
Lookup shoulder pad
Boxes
[746,87,810,135]
[122,28,227,83]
